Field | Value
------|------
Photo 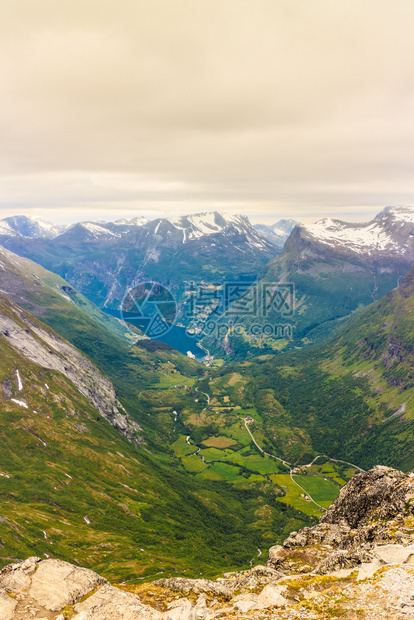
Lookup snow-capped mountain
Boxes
[113,216,148,227]
[50,211,276,254]
[144,212,274,249]
[0,211,279,314]
[299,207,414,259]
[210,206,414,356]
[57,221,123,243]
[1,215,68,239]
[254,219,298,249]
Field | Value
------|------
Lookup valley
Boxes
[2,208,414,591]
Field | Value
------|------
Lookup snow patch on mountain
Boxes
[384,206,414,223]
[1,215,66,239]
[80,222,121,239]
[0,221,18,236]
[166,212,248,240]
[254,219,298,248]
[114,216,148,227]
[305,219,398,253]
[302,207,414,256]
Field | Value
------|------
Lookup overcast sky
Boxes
[1,0,414,224]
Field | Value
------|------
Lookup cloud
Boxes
[1,0,414,222]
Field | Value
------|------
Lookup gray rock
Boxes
[283,531,308,548]
[316,548,372,574]
[2,378,12,399]
[20,556,41,575]
[357,559,384,581]
[29,559,107,611]
[232,584,287,613]
[154,577,231,598]
[0,589,17,620]
[231,594,258,613]
[164,597,193,620]
[256,583,287,608]
[319,465,408,529]
[73,583,162,619]
[373,544,414,565]
[0,556,40,593]
[267,544,285,566]
[227,564,283,591]
[0,562,31,593]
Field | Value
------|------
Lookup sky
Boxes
[1,0,414,224]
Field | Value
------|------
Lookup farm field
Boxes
[172,433,354,517]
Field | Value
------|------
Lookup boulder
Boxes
[283,531,308,548]
[0,556,41,594]
[231,594,258,613]
[319,465,408,529]
[0,563,31,593]
[316,548,372,574]
[154,577,231,598]
[73,583,163,619]
[164,597,193,620]
[373,544,414,565]
[267,544,285,566]
[227,564,283,591]
[29,559,107,611]
[357,559,384,581]
[256,583,287,608]
[163,594,216,620]
[0,589,17,620]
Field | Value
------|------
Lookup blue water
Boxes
[104,309,205,360]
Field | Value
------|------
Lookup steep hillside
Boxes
[0,293,312,581]
[208,206,414,357]
[202,263,414,472]
[3,466,414,619]
[0,244,139,346]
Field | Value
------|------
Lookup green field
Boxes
[270,474,324,517]
[197,462,242,483]
[293,474,340,507]
[171,435,199,457]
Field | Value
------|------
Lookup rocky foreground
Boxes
[4,465,414,619]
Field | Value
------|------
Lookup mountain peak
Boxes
[300,206,414,258]
[254,218,298,249]
[166,211,249,233]
[1,215,66,239]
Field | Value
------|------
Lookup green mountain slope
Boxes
[0,250,318,580]
[0,293,312,581]
[205,208,414,358]
[202,264,414,472]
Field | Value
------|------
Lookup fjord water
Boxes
[104,309,205,359]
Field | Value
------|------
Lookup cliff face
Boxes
[3,466,414,619]
[0,292,143,445]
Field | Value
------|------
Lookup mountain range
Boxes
[208,206,414,357]
[3,204,414,589]
[0,212,279,318]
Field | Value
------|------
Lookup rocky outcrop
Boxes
[320,464,409,528]
[0,299,143,445]
[5,466,414,618]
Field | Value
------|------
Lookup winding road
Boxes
[195,386,210,409]
[175,379,365,511]
[244,419,326,510]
